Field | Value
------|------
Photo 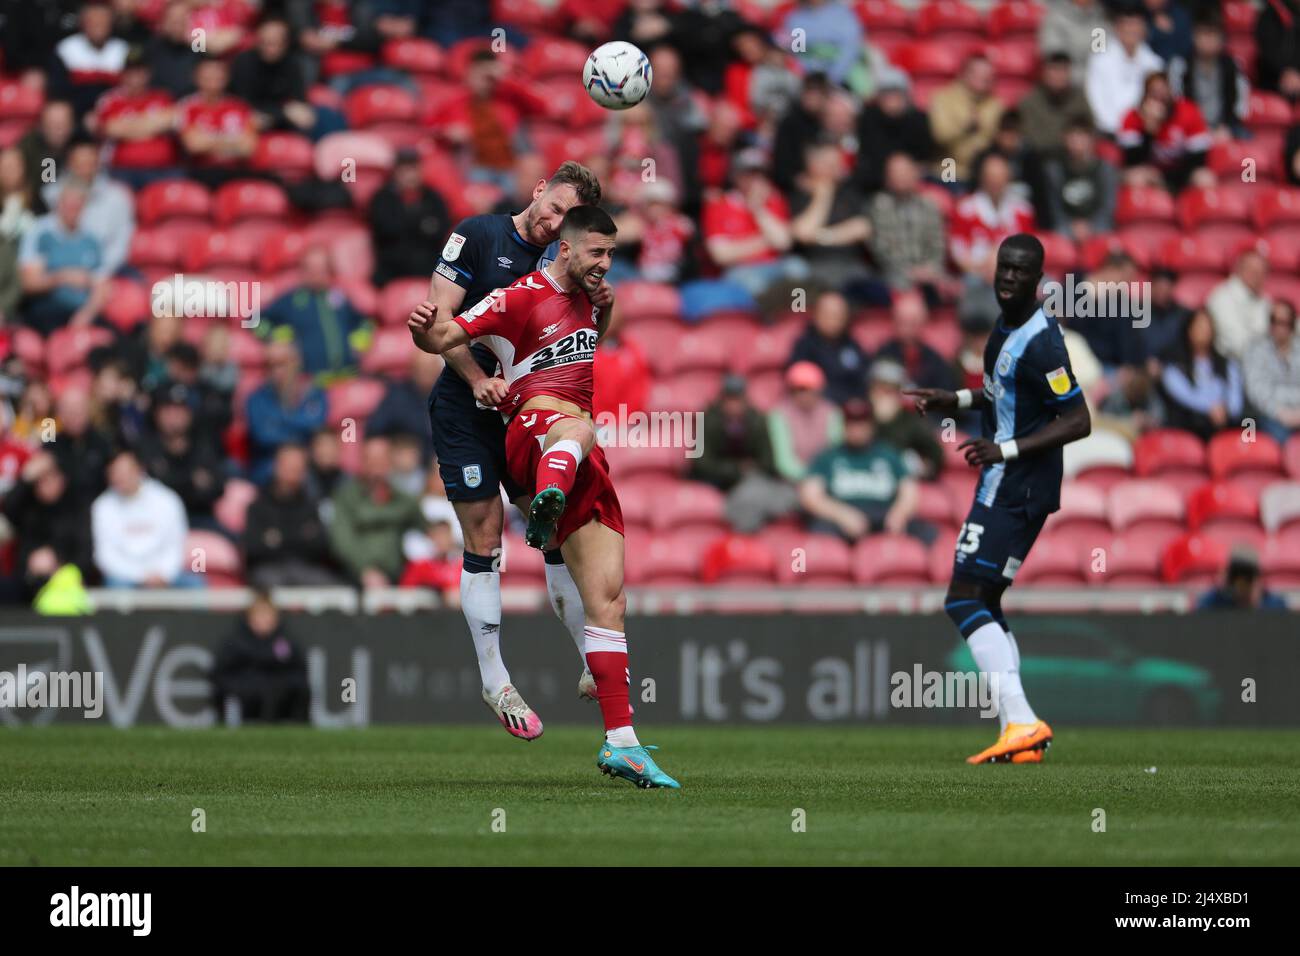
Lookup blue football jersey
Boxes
[974,306,1084,515]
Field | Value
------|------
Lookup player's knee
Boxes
[588,587,626,631]
[944,580,997,639]
[455,501,503,555]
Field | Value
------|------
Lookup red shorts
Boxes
[504,410,624,546]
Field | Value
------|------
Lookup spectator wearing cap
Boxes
[1168,14,1250,139]
[875,292,958,394]
[1039,0,1109,85]
[789,142,873,300]
[17,185,111,336]
[779,1,864,89]
[1207,248,1271,363]
[1255,0,1300,100]
[1196,548,1288,610]
[49,1,129,118]
[1018,51,1095,160]
[246,340,329,485]
[177,56,258,188]
[87,46,181,190]
[260,245,373,382]
[328,436,426,590]
[787,290,869,405]
[138,382,227,531]
[92,447,197,589]
[867,153,947,304]
[868,360,945,481]
[1086,7,1164,135]
[368,148,453,287]
[800,397,924,543]
[243,443,341,589]
[702,148,809,298]
[929,54,1003,184]
[1043,118,1119,241]
[853,70,935,195]
[41,138,135,278]
[768,361,843,482]
[1243,299,1300,441]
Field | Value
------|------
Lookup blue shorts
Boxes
[950,501,1049,586]
[429,375,525,503]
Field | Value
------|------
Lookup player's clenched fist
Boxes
[958,437,1004,466]
[408,300,439,352]
[902,386,957,416]
[474,376,508,408]
[589,279,614,309]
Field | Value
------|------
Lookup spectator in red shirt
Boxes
[177,56,258,187]
[613,179,695,284]
[592,304,650,423]
[950,152,1036,330]
[695,99,746,196]
[1118,71,1214,192]
[702,148,809,298]
[88,47,180,189]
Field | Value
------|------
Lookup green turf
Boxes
[2,726,1297,865]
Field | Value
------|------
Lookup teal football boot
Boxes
[597,742,681,789]
[525,487,566,550]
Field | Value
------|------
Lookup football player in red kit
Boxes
[412,206,679,789]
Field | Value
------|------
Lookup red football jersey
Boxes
[452,268,601,417]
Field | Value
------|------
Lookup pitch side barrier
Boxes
[0,608,1293,727]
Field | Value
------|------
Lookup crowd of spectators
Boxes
[0,0,1299,603]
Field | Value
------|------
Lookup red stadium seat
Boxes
[1286,433,1300,480]
[316,132,394,207]
[928,528,958,583]
[992,78,1032,105]
[1043,480,1109,540]
[1253,187,1300,230]
[1177,186,1252,231]
[1161,532,1229,584]
[649,480,726,532]
[44,326,113,376]
[1223,0,1257,35]
[857,0,912,31]
[1133,428,1207,477]
[492,0,559,33]
[182,229,257,272]
[652,370,723,412]
[701,534,778,585]
[1207,138,1279,181]
[381,37,445,75]
[733,322,800,375]
[378,278,430,327]
[0,81,43,126]
[601,442,689,479]
[914,0,984,38]
[852,533,931,585]
[1034,232,1078,273]
[251,131,315,182]
[102,277,152,333]
[613,282,681,322]
[213,478,258,535]
[677,318,756,374]
[1256,232,1300,272]
[1263,275,1300,308]
[896,39,971,77]
[1107,478,1185,534]
[1186,481,1259,531]
[987,1,1043,36]
[360,326,416,377]
[259,228,308,274]
[344,84,419,128]
[1096,529,1174,585]
[1064,429,1134,488]
[135,179,211,226]
[1246,91,1292,130]
[986,38,1038,79]
[186,530,242,586]
[1079,233,1123,271]
[630,530,708,586]
[1017,533,1088,584]
[213,179,290,226]
[1173,272,1221,310]
[916,480,956,528]
[1117,223,1179,270]
[326,377,386,426]
[765,529,854,584]
[1115,186,1176,226]
[1206,431,1283,481]
[523,36,589,79]
[1261,534,1300,587]
[529,78,609,128]
[10,326,45,372]
[1156,234,1227,274]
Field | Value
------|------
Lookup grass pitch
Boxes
[2,726,1297,866]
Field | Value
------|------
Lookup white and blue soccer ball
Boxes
[582,41,652,111]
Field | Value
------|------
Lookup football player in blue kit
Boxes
[906,234,1092,765]
[407,161,609,740]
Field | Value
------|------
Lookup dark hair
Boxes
[1171,308,1229,380]
[547,160,602,206]
[165,342,200,368]
[999,233,1045,269]
[559,204,617,243]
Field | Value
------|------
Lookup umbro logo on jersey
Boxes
[540,322,560,339]
[498,256,513,267]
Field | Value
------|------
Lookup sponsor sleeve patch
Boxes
[1046,366,1072,395]
[435,261,460,282]
[442,232,466,261]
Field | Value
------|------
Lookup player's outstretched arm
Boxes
[903,386,985,416]
[958,401,1091,466]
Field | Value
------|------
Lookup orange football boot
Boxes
[966,720,1053,765]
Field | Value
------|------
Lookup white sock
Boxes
[606,725,639,747]
[544,559,588,662]
[461,566,510,693]
[967,621,1036,727]
[997,629,1021,730]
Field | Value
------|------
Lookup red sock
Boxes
[537,439,583,497]
[583,625,632,733]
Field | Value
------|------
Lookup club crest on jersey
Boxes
[996,351,1014,377]
[442,233,466,261]
[1046,366,1071,395]
[462,464,482,489]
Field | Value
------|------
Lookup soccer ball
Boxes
[582,41,652,111]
